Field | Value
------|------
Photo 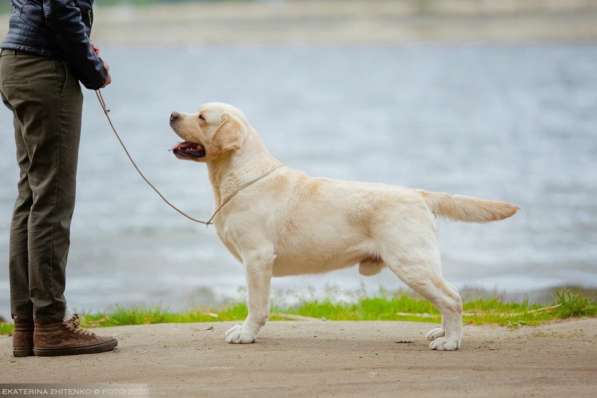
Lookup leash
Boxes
[95,89,283,226]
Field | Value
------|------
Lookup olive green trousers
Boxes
[0,49,82,321]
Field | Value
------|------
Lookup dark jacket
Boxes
[2,0,107,90]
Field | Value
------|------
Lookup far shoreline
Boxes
[2,1,597,45]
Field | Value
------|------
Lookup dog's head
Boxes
[170,102,248,162]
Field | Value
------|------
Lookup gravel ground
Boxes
[1,319,597,397]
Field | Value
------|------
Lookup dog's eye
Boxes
[198,114,206,121]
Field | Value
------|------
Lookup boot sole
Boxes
[13,348,34,357]
[34,339,118,357]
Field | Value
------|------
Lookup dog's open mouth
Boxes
[173,141,206,159]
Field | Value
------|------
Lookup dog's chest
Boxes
[214,223,243,262]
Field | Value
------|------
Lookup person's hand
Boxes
[92,44,111,88]
[101,60,112,88]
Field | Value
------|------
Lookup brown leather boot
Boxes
[34,314,118,357]
[12,318,34,357]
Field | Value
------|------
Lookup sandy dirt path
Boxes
[1,319,596,397]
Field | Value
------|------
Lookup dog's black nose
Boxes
[170,112,181,123]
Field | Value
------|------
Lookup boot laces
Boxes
[64,314,95,337]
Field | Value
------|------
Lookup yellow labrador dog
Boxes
[169,103,518,351]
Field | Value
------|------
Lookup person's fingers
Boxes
[101,67,112,88]
[102,74,112,88]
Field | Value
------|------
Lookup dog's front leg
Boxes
[225,247,275,344]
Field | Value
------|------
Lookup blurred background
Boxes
[1,0,596,318]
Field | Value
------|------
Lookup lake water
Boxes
[1,45,596,317]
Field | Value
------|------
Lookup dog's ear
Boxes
[211,113,245,154]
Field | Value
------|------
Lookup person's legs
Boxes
[25,61,82,322]
[5,105,34,321]
[1,94,36,357]
[1,53,82,322]
[2,51,117,356]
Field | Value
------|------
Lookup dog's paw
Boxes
[225,324,256,344]
[425,328,445,341]
[429,336,461,351]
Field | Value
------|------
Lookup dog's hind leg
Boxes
[380,224,463,350]
[388,257,462,350]
[225,245,275,344]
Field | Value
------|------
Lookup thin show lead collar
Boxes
[95,89,284,226]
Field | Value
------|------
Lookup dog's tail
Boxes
[418,190,518,223]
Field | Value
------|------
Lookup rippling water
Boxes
[1,45,596,317]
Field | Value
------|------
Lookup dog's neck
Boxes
[207,128,281,206]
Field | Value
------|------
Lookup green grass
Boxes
[280,295,439,322]
[81,302,251,328]
[0,323,13,336]
[1,290,596,336]
[555,289,597,318]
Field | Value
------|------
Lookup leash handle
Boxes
[95,90,213,225]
